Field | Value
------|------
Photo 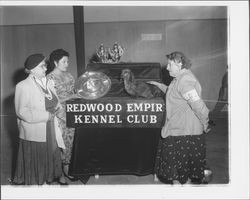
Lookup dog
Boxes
[120,68,162,98]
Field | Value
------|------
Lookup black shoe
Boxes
[191,178,203,184]
[157,176,173,184]
[56,177,69,186]
[63,171,79,182]
[11,181,25,185]
[47,178,68,186]
[57,180,69,185]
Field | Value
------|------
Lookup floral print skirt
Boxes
[154,134,206,184]
[59,119,75,165]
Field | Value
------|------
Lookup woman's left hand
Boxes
[71,93,82,99]
[204,124,211,133]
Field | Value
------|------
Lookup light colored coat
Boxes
[161,69,209,138]
[15,74,65,149]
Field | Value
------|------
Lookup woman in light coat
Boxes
[13,53,67,185]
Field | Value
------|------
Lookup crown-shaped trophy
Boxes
[108,42,124,63]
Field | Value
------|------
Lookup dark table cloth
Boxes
[67,62,166,177]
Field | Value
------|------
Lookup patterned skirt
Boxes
[13,120,62,185]
[57,103,75,165]
[154,134,206,184]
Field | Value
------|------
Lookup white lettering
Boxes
[127,103,133,112]
[116,115,122,123]
[73,104,79,112]
[80,104,86,112]
[127,115,133,123]
[108,115,116,123]
[126,103,163,112]
[66,104,73,112]
[141,115,148,123]
[106,103,113,112]
[100,115,107,123]
[150,115,157,123]
[91,115,99,123]
[97,104,104,112]
[127,115,158,124]
[156,104,163,112]
[74,115,83,123]
[86,104,97,112]
[115,104,122,112]
[83,115,91,123]
[134,103,143,112]
[144,103,151,111]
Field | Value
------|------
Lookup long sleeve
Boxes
[178,74,209,131]
[188,99,209,131]
[15,83,50,124]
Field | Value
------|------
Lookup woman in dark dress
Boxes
[149,51,210,184]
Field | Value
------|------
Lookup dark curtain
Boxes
[73,6,85,76]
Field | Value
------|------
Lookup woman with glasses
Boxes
[13,53,67,185]
[148,51,210,184]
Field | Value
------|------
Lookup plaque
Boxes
[75,71,111,100]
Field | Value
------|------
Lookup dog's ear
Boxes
[120,70,124,83]
[129,70,135,83]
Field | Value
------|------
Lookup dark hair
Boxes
[48,49,69,70]
[166,51,191,69]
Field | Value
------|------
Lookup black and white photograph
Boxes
[1,1,249,199]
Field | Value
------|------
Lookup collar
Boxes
[30,74,47,89]
[175,69,189,80]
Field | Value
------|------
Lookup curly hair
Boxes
[48,49,69,70]
[166,51,192,69]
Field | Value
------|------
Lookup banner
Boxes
[66,98,165,128]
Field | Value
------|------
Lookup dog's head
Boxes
[120,69,135,83]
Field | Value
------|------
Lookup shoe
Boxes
[11,181,25,185]
[56,177,69,186]
[63,171,79,182]
[46,177,68,186]
[157,176,173,184]
[57,180,68,185]
[203,168,213,184]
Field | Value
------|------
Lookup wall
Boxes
[1,6,227,25]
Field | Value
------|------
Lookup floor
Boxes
[1,114,229,185]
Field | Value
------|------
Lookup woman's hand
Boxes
[60,93,81,103]
[147,81,160,87]
[71,93,82,99]
[204,124,211,133]
[147,81,168,93]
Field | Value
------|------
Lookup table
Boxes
[67,62,166,178]
[67,97,165,177]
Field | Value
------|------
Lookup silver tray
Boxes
[75,71,111,100]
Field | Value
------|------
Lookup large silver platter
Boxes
[75,71,111,100]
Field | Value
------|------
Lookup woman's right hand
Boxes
[147,81,168,93]
[147,81,160,86]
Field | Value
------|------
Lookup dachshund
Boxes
[120,68,162,99]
